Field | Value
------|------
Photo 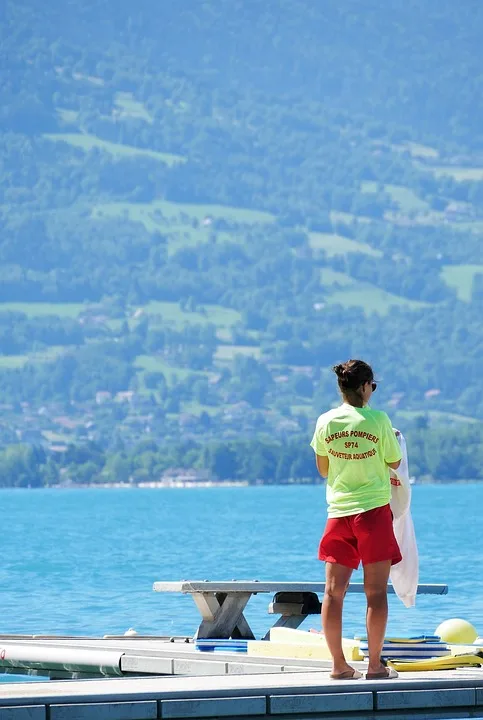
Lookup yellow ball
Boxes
[435,618,478,644]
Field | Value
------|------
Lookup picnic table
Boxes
[153,580,448,640]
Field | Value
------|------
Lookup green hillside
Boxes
[44,133,184,166]
[1,0,483,484]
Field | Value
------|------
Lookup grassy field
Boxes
[44,133,184,167]
[181,401,219,416]
[453,221,483,233]
[395,409,478,425]
[414,162,483,182]
[309,232,382,257]
[114,92,153,124]
[387,141,440,160]
[431,166,483,181]
[361,181,429,214]
[0,346,65,369]
[57,108,79,124]
[0,302,85,318]
[214,344,261,362]
[327,285,431,315]
[440,264,483,301]
[139,301,242,330]
[94,202,236,252]
[93,198,274,228]
[330,210,372,226]
[93,199,274,256]
[134,355,209,386]
[320,268,431,315]
[0,355,28,368]
[405,142,439,159]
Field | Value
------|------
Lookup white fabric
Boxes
[389,430,419,608]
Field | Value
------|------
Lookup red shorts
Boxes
[318,504,402,570]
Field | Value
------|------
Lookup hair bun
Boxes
[333,363,346,378]
[332,359,374,393]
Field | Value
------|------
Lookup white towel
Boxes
[389,430,419,608]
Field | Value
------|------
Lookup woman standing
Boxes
[310,359,402,680]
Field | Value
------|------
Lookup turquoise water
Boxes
[0,484,482,643]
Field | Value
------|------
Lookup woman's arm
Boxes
[383,417,402,470]
[316,454,329,478]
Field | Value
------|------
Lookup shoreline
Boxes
[1,478,483,489]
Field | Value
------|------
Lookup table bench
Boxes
[153,580,448,640]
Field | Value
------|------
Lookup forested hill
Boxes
[1,1,483,485]
[3,0,483,146]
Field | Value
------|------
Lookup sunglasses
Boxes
[371,382,377,392]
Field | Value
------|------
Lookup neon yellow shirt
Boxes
[310,403,402,518]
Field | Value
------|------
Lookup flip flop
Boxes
[366,666,398,680]
[330,669,363,680]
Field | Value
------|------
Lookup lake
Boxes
[0,483,481,643]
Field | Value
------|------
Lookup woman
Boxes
[310,359,402,680]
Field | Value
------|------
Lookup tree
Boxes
[203,443,237,480]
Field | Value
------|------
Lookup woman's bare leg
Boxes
[363,559,392,675]
[322,561,354,675]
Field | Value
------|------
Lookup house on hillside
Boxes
[444,201,475,221]
[223,401,251,420]
[274,375,289,384]
[387,392,405,408]
[161,468,212,484]
[276,419,301,434]
[53,416,79,431]
[115,391,135,403]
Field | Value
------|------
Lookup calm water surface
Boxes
[0,483,481,642]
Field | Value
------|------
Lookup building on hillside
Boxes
[53,416,79,431]
[444,201,475,221]
[276,419,302,434]
[115,391,135,403]
[160,468,212,484]
[387,392,405,408]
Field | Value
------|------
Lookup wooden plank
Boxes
[194,593,255,640]
[153,581,448,595]
[191,594,220,622]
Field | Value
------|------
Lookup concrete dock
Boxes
[0,636,483,719]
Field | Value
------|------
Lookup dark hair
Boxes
[332,359,374,408]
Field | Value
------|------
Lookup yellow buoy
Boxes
[435,618,478,644]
